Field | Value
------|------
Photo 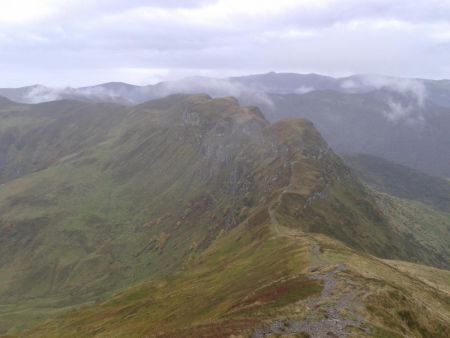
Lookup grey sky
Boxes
[1,0,450,87]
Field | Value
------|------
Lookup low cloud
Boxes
[23,85,61,103]
[347,75,428,125]
[360,75,427,106]
[340,79,357,90]
[295,86,314,94]
[18,84,132,104]
[383,100,425,126]
[10,76,275,108]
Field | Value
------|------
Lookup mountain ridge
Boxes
[3,71,450,178]
[0,94,448,336]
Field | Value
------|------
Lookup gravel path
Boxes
[252,248,366,338]
[260,184,367,337]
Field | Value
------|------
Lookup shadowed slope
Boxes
[345,153,450,212]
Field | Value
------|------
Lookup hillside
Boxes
[0,95,448,336]
[345,154,450,211]
[17,220,450,338]
[259,90,450,178]
[0,98,126,183]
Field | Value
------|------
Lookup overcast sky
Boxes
[1,0,450,87]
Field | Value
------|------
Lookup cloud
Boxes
[358,75,427,106]
[354,75,428,125]
[339,74,429,125]
[23,85,62,103]
[75,86,124,100]
[1,1,450,86]
[340,79,357,89]
[16,84,130,104]
[295,86,315,94]
[8,76,276,108]
[0,0,58,24]
[383,100,425,126]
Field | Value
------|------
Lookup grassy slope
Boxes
[373,192,450,266]
[0,98,126,183]
[0,95,274,333]
[344,153,450,212]
[17,217,450,337]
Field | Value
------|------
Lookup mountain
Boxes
[345,154,450,212]
[229,72,342,93]
[3,72,450,178]
[0,86,47,104]
[0,95,449,336]
[1,73,341,105]
[0,85,132,105]
[1,72,445,106]
[260,89,450,178]
[0,98,126,183]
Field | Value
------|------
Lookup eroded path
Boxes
[255,200,367,337]
[252,260,365,337]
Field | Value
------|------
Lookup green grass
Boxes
[17,219,450,337]
[0,95,274,333]
[18,221,321,337]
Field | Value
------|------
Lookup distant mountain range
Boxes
[2,72,450,178]
[3,72,450,107]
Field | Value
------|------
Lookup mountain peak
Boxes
[270,118,329,153]
[133,94,268,131]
